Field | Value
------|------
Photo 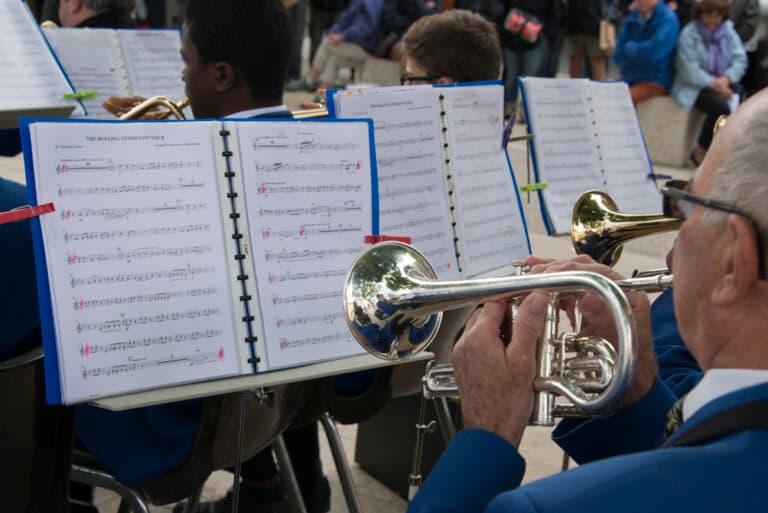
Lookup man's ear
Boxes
[213,62,236,93]
[70,0,85,13]
[712,215,760,304]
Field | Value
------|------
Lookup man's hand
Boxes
[453,295,548,448]
[327,33,344,45]
[527,255,657,407]
[102,96,169,120]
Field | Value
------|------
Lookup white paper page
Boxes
[117,29,186,102]
[521,77,605,234]
[31,121,239,403]
[44,28,130,119]
[0,0,81,112]
[440,85,530,277]
[334,86,460,279]
[590,82,659,214]
[237,120,372,369]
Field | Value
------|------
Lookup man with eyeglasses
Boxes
[408,89,768,513]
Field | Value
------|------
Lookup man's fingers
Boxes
[506,292,548,361]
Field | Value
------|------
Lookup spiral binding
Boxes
[438,94,464,274]
[219,125,260,370]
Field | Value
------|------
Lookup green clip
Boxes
[519,183,548,192]
[63,90,98,101]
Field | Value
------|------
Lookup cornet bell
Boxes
[344,242,442,361]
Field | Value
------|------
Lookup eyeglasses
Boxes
[661,180,767,280]
[400,74,439,86]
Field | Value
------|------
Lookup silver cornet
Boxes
[344,241,644,424]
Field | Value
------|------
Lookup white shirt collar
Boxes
[224,105,289,119]
[683,369,768,421]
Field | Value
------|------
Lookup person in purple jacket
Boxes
[308,0,386,88]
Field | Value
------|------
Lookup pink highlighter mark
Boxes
[280,338,289,350]
[218,346,224,361]
[80,298,84,310]
[298,225,305,237]
[259,183,267,195]
[84,341,90,358]
[70,253,77,265]
[356,161,361,170]
[65,209,72,220]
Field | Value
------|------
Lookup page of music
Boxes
[521,77,605,234]
[29,121,240,402]
[439,85,530,277]
[0,0,81,114]
[235,120,373,369]
[334,86,461,279]
[43,28,130,119]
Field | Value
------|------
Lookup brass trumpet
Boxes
[571,190,682,266]
[117,96,190,120]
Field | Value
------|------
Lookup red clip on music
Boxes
[364,235,412,245]
[0,203,55,225]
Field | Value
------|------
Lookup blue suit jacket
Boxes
[409,381,768,513]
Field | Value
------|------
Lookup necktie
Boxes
[664,397,685,440]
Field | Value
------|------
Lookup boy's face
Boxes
[181,22,217,118]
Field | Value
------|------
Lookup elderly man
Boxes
[409,89,768,513]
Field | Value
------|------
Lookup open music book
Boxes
[519,77,660,234]
[328,81,530,279]
[0,0,84,128]
[43,28,188,119]
[21,117,378,405]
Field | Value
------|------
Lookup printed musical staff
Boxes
[76,307,221,334]
[73,287,217,311]
[81,349,222,379]
[61,202,207,220]
[63,223,211,242]
[56,161,202,175]
[69,265,216,288]
[79,329,223,356]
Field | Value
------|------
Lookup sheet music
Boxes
[334,87,460,279]
[521,77,605,233]
[31,121,239,403]
[43,28,130,119]
[590,82,659,214]
[236,121,372,369]
[0,0,81,113]
[440,85,530,277]
[117,29,186,101]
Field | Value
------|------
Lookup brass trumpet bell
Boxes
[571,190,682,266]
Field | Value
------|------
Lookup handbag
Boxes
[599,18,616,54]
[503,8,543,44]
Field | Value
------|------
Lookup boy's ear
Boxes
[213,62,236,93]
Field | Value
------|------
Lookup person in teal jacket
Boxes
[409,87,768,513]
[613,0,679,104]
[670,0,746,166]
